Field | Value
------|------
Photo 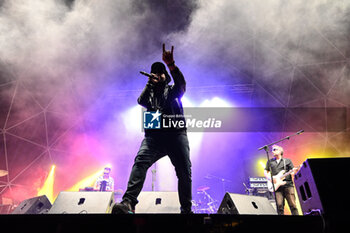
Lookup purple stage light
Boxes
[200,97,232,108]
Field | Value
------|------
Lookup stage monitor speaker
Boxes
[48,191,114,214]
[11,195,52,214]
[218,193,276,215]
[294,157,350,216]
[136,191,180,213]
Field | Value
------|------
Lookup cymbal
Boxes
[0,170,8,177]
[197,186,210,192]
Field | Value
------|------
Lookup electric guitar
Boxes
[267,165,301,192]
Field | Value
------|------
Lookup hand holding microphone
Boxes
[140,71,160,84]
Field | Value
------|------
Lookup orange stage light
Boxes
[37,165,56,203]
[65,164,111,192]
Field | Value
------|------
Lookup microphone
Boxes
[140,71,153,78]
[296,129,304,135]
[243,183,250,194]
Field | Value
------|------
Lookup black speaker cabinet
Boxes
[136,191,180,213]
[218,193,276,215]
[294,157,350,216]
[48,191,114,214]
[11,195,52,214]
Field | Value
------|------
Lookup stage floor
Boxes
[0,214,328,233]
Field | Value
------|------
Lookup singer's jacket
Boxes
[137,66,186,135]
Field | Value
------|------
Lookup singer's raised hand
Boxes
[162,43,174,65]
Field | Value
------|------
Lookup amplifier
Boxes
[11,195,51,214]
[49,191,114,214]
[249,177,268,188]
[249,177,267,182]
[250,183,268,188]
[136,191,180,213]
[218,193,276,215]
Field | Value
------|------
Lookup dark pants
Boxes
[123,132,192,212]
[275,186,299,215]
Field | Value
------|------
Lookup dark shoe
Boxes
[180,208,193,214]
[111,200,135,214]
[181,210,194,214]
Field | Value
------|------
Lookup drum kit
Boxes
[192,174,233,213]
[192,186,219,214]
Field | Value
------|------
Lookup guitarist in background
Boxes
[264,144,299,215]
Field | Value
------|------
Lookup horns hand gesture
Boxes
[162,43,175,66]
